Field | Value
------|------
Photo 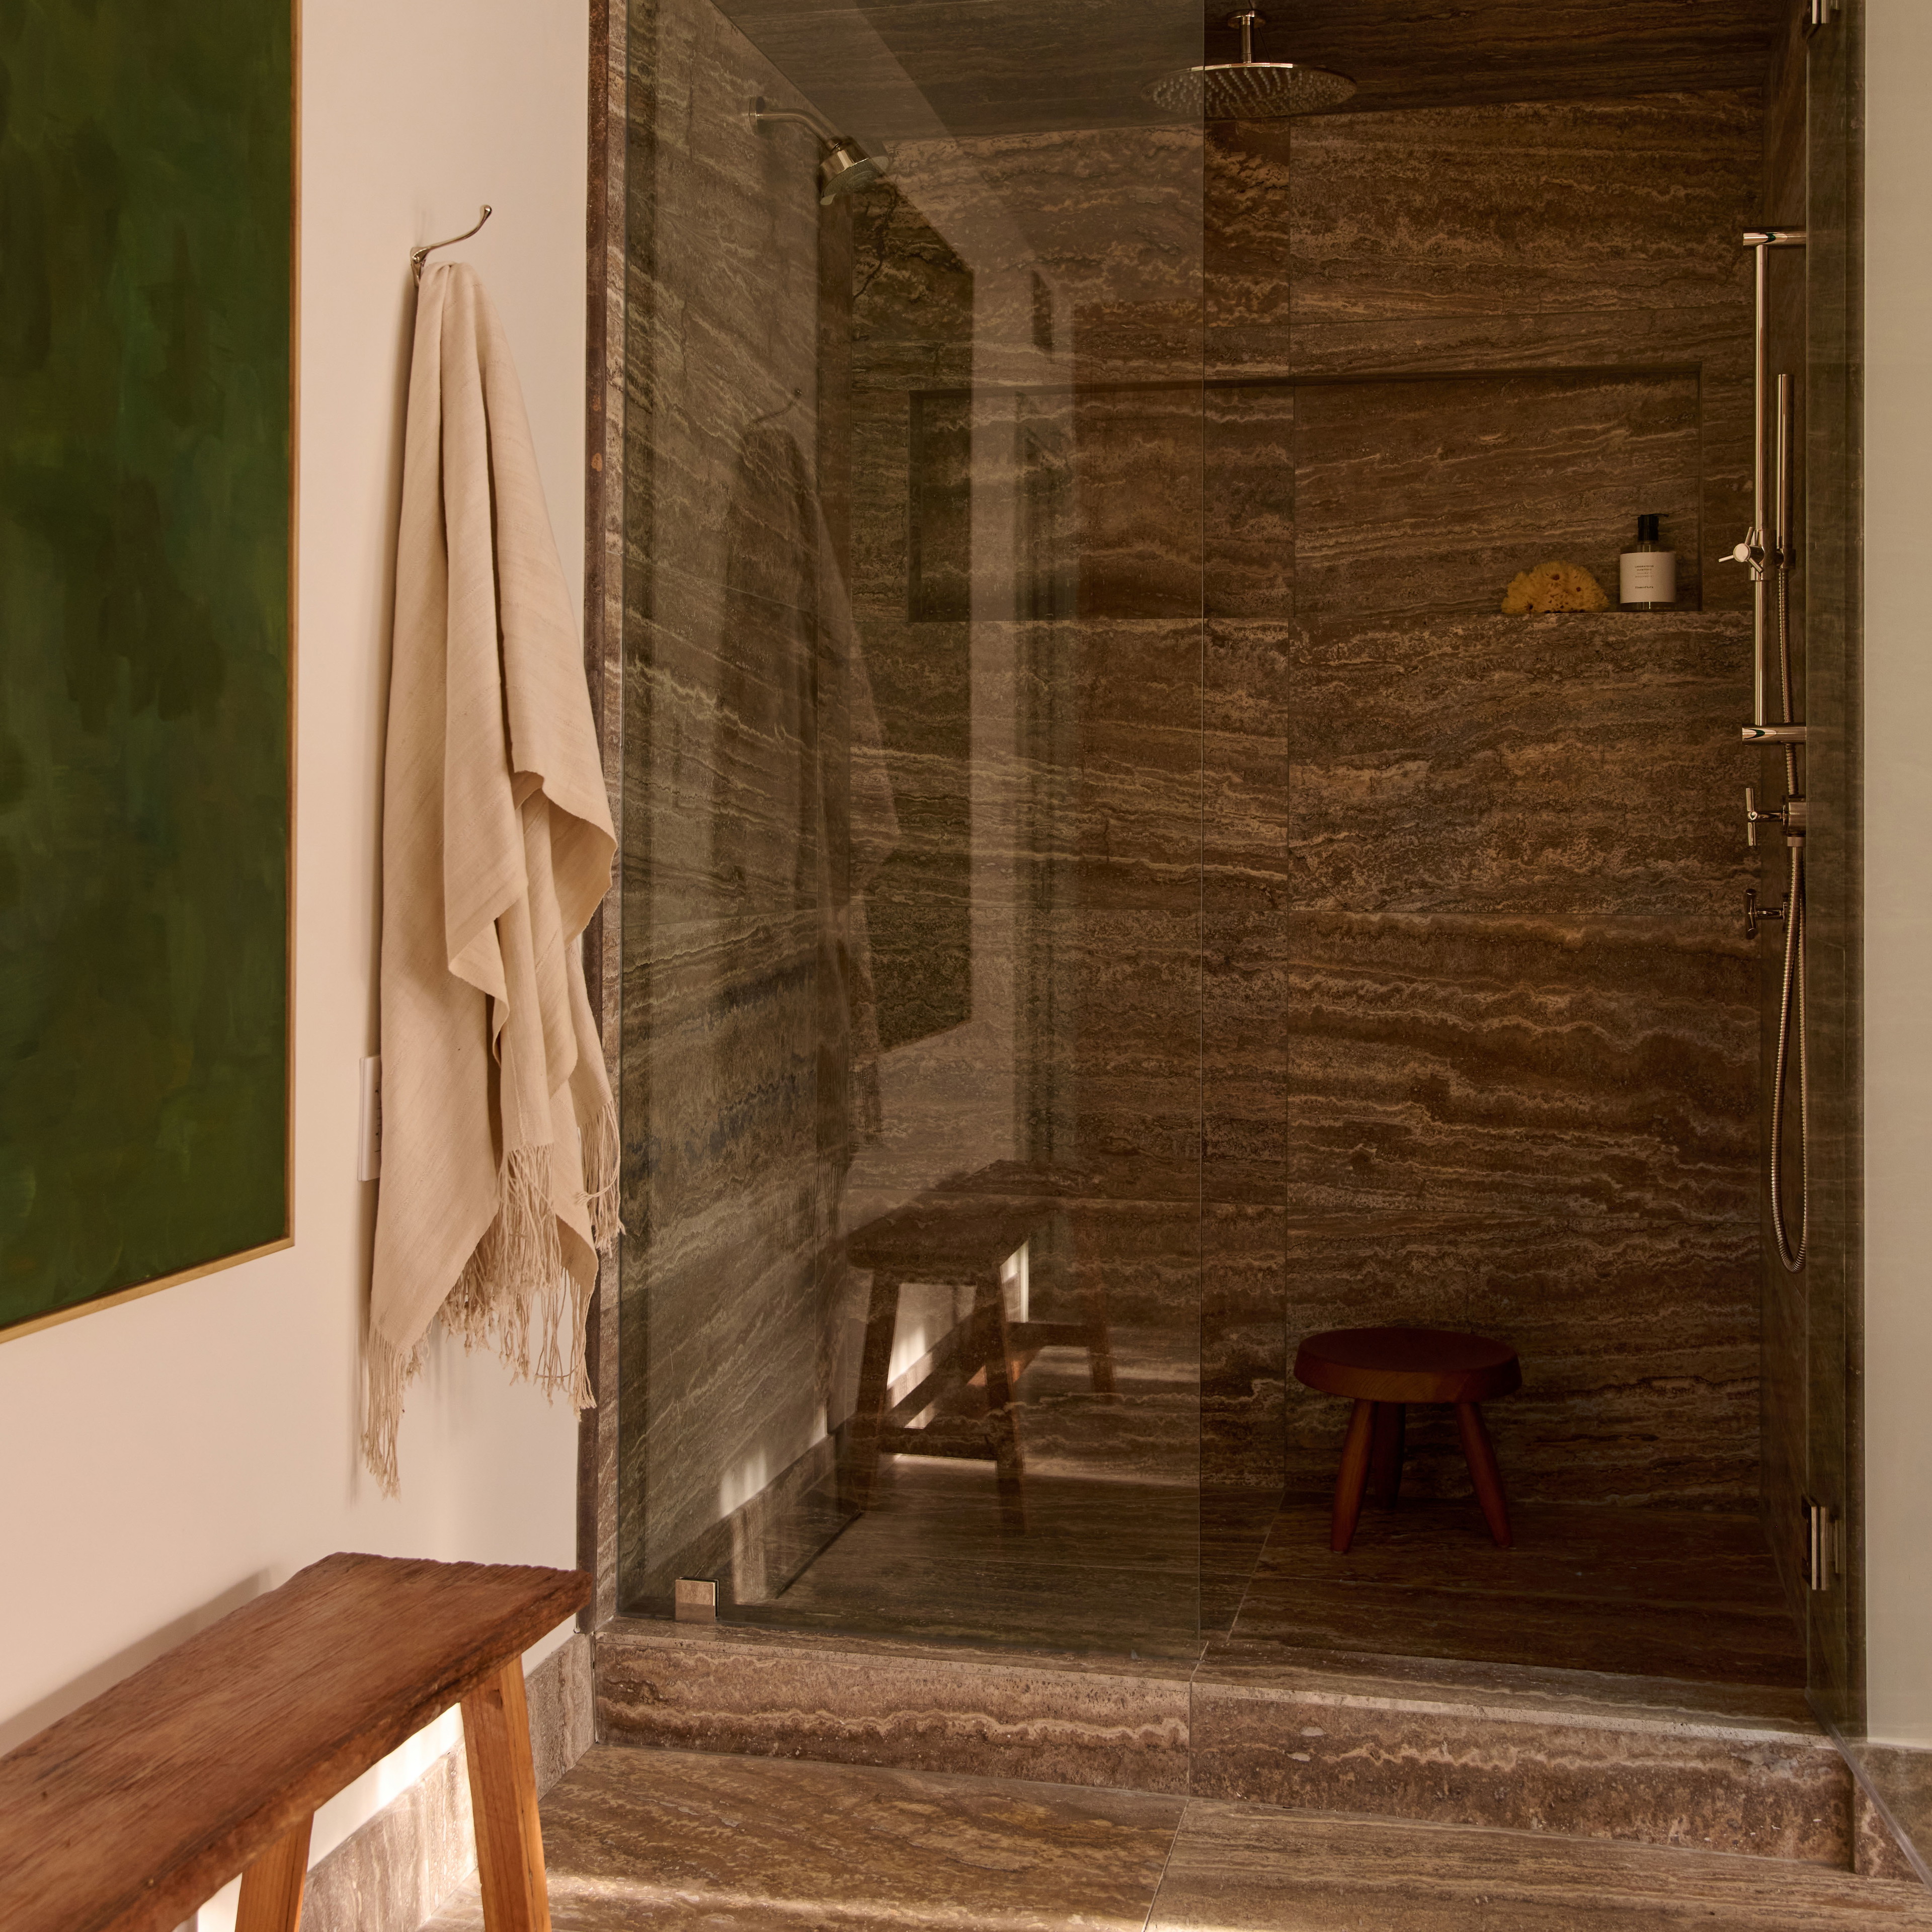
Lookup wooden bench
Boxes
[0,1551,589,1932]
[842,1163,1117,1528]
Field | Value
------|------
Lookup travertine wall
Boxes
[1216,95,1766,1503]
[841,92,1766,1504]
[619,9,1774,1592]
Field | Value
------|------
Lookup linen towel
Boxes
[364,263,617,1494]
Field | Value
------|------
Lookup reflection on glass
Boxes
[617,0,1215,1654]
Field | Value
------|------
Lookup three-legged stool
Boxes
[1293,1326,1522,1553]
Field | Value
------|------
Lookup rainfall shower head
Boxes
[751,97,891,204]
[1145,9,1355,121]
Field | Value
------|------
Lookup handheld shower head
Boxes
[1145,9,1355,121]
[750,98,891,204]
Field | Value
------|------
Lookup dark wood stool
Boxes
[1293,1326,1522,1553]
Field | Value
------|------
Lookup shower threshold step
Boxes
[595,1619,1899,1871]
[422,1743,1932,1930]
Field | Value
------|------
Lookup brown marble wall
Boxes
[619,0,1773,1625]
[830,89,1765,1506]
[1803,0,1865,1750]
[1218,93,1765,1505]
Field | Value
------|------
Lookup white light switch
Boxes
[358,1056,382,1182]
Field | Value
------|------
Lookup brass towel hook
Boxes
[411,205,493,284]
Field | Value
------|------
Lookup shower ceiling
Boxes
[710,0,1780,138]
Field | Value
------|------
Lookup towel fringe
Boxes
[440,1142,595,1395]
[582,1099,623,1252]
[365,1142,604,1494]
[361,1326,426,1502]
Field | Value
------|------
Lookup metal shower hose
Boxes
[1770,558,1808,1274]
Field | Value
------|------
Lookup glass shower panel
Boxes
[1800,0,1861,1744]
[617,0,1210,1655]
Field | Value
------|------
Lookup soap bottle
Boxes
[1619,514,1677,610]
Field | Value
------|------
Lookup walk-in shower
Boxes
[610,0,1877,1842]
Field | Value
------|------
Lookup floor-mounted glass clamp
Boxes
[674,1577,718,1623]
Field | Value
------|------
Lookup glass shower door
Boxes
[1800,0,1861,1741]
[616,0,1213,1655]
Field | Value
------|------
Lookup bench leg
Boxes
[976,1268,1026,1530]
[841,1271,900,1512]
[462,1657,552,1932]
[1456,1401,1512,1548]
[235,1814,311,1932]
[1370,1400,1406,1508]
[1330,1398,1376,1553]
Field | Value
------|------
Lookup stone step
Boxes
[596,1619,1882,1868]
[1156,1798,1932,1931]
[424,1742,1932,1931]
[1191,1639,1854,1866]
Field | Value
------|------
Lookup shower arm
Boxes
[750,96,843,145]
[1735,228,1808,745]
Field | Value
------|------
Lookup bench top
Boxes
[846,1161,1092,1274]
[0,1551,589,1932]
[848,1192,1049,1273]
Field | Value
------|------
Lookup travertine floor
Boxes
[1229,1497,1806,1686]
[424,1745,1932,1930]
[738,1455,1802,1691]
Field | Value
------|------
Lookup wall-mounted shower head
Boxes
[817,139,888,203]
[751,97,891,205]
[1145,9,1355,120]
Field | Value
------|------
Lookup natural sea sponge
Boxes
[1500,560,1610,613]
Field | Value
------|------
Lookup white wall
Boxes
[1863,0,1932,1748]
[0,0,593,1891]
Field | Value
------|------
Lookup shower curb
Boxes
[595,1617,1859,1869]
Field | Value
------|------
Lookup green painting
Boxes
[0,0,292,1334]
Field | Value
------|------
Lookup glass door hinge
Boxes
[1804,1497,1842,1592]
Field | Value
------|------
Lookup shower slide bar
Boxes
[1733,227,1808,744]
[1733,225,1810,1277]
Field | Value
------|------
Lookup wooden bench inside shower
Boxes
[842,1162,1117,1527]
